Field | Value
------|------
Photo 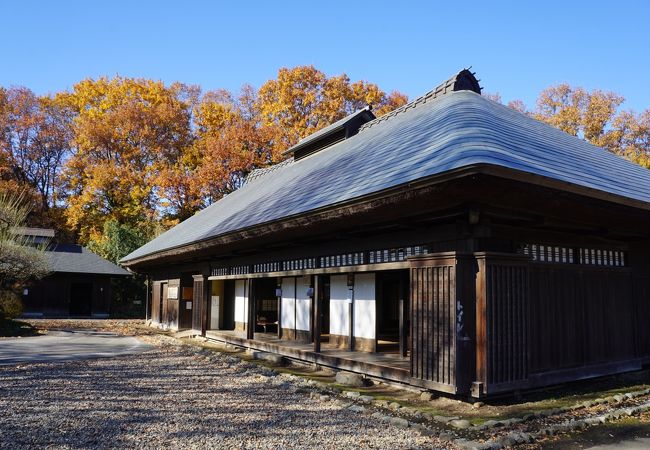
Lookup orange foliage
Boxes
[257,66,407,154]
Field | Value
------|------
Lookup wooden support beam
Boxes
[145,276,150,322]
[399,298,407,358]
[247,278,255,340]
[314,275,321,353]
[348,301,354,352]
[277,279,282,339]
[202,271,210,336]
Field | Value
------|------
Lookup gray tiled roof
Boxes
[48,245,131,276]
[122,79,650,263]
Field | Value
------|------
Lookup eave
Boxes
[121,164,650,269]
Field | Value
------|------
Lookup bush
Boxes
[0,290,23,319]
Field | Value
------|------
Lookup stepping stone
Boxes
[335,371,366,387]
[450,419,472,429]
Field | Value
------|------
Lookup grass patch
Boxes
[0,318,40,337]
[541,414,650,449]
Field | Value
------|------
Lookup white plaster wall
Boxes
[329,275,351,336]
[295,276,311,331]
[281,277,296,330]
[234,279,247,324]
[354,273,376,339]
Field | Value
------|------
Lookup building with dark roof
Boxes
[122,70,650,398]
[22,232,131,318]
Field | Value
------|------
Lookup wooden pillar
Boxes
[348,301,354,352]
[313,275,321,353]
[399,298,407,358]
[202,270,210,336]
[145,276,150,322]
[246,278,255,340]
[348,273,354,352]
[277,279,282,339]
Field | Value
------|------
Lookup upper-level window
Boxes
[517,243,625,267]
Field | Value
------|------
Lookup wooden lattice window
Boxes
[518,243,626,267]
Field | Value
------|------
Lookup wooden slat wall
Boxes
[529,265,634,373]
[162,283,169,325]
[474,253,530,395]
[410,260,456,387]
[634,276,650,358]
[192,277,204,332]
[151,282,161,323]
[485,262,529,385]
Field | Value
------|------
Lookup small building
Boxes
[21,229,131,318]
[121,70,650,398]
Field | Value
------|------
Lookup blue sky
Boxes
[1,0,649,112]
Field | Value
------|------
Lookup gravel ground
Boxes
[0,334,446,449]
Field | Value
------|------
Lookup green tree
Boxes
[87,220,149,318]
[87,219,149,264]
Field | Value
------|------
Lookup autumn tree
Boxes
[533,84,649,168]
[257,66,407,154]
[189,85,276,202]
[57,77,196,243]
[489,85,649,169]
[0,87,72,223]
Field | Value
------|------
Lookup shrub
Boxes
[0,290,23,319]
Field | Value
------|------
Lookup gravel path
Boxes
[0,336,444,449]
[0,330,151,365]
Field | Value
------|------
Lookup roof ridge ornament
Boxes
[359,68,481,132]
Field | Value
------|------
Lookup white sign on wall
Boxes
[211,295,220,329]
[167,286,179,299]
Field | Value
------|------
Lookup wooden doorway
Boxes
[376,270,409,354]
[69,282,93,317]
[317,275,331,344]
[253,278,279,334]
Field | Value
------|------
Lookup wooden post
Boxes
[348,274,355,352]
[314,275,321,353]
[277,279,282,339]
[202,271,210,337]
[145,276,150,322]
[348,301,354,352]
[399,298,407,358]
[247,278,255,340]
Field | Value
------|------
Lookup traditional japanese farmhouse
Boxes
[19,228,131,318]
[121,70,650,398]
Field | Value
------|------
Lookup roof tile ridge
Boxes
[244,157,294,184]
[359,68,478,133]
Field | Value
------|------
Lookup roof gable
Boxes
[283,106,376,160]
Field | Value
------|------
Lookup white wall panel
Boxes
[281,277,296,330]
[234,279,247,324]
[329,275,351,336]
[295,276,311,331]
[354,273,376,339]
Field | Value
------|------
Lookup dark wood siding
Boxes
[192,276,204,332]
[23,274,113,318]
[634,276,650,358]
[151,282,161,323]
[410,256,456,388]
[486,263,528,385]
[475,253,529,395]
[529,265,635,373]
